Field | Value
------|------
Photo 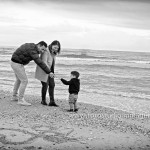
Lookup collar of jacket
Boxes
[35,44,40,54]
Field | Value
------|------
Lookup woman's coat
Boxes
[35,49,55,82]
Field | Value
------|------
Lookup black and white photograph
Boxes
[0,0,150,149]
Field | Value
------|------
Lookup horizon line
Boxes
[0,45,149,53]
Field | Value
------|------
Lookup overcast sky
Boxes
[0,0,150,51]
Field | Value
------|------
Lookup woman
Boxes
[35,40,61,106]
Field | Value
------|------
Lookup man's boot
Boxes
[41,99,47,105]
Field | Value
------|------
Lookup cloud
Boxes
[0,0,150,51]
[1,0,150,29]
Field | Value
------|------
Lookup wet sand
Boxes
[0,90,150,150]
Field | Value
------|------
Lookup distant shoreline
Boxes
[1,89,150,118]
[0,46,150,53]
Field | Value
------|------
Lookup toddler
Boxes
[60,71,80,112]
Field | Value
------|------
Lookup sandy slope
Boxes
[0,90,150,150]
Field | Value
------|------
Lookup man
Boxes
[11,41,51,106]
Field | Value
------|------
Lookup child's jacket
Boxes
[61,78,80,94]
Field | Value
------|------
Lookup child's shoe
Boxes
[67,109,73,112]
[74,108,79,112]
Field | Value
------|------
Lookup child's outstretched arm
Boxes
[60,78,71,85]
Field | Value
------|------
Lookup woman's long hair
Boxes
[48,40,61,54]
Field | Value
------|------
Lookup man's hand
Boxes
[49,72,55,78]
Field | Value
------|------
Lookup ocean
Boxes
[1,47,150,115]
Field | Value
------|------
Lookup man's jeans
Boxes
[11,61,28,100]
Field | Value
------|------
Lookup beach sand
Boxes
[0,90,150,150]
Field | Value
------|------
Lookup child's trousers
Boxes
[69,94,78,110]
